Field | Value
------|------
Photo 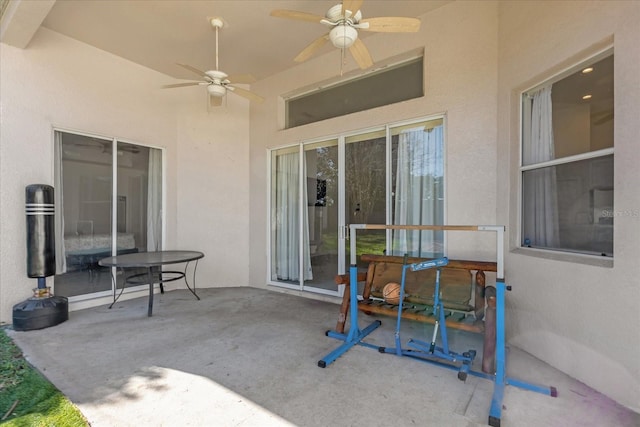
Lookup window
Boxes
[286,57,423,128]
[269,117,445,296]
[521,51,613,256]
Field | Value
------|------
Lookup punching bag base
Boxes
[12,296,68,331]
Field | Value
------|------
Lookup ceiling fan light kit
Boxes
[207,84,226,97]
[329,25,358,48]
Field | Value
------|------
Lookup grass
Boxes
[321,230,386,257]
[0,327,88,427]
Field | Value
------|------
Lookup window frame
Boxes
[518,48,614,259]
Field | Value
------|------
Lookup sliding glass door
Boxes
[53,131,163,298]
[269,116,445,296]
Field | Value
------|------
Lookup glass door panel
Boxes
[303,140,339,292]
[55,133,114,297]
[114,142,163,290]
[270,146,304,286]
[345,131,387,271]
[390,119,445,258]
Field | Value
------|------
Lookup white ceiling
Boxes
[33,1,449,82]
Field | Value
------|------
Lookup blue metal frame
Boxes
[487,279,558,426]
[318,263,382,368]
[378,257,476,380]
[318,224,557,426]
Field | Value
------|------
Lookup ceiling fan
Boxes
[270,0,421,70]
[162,17,264,107]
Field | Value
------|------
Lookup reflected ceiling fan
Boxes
[592,109,614,125]
[162,17,264,107]
[65,138,139,154]
[270,0,421,70]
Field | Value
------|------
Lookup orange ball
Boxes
[383,282,403,305]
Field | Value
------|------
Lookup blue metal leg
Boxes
[394,264,410,356]
[488,280,557,426]
[319,265,382,368]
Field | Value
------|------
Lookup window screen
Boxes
[286,57,423,128]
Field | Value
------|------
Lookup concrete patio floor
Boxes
[7,287,639,427]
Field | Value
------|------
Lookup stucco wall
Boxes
[0,27,251,322]
[175,93,251,289]
[496,1,640,411]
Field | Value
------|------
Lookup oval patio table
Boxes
[99,250,204,317]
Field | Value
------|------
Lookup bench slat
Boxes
[357,302,484,334]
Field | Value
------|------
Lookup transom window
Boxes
[286,56,423,128]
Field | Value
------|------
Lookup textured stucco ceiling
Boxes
[36,1,450,81]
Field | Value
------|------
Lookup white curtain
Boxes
[272,151,312,281]
[54,132,67,273]
[146,148,162,252]
[523,86,559,247]
[392,125,444,257]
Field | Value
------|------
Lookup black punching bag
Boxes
[26,184,56,278]
[13,184,68,331]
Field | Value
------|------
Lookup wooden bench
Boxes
[334,254,498,370]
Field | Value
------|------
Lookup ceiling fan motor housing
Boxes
[326,4,361,21]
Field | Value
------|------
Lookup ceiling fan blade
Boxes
[162,82,202,89]
[227,74,257,84]
[294,34,329,63]
[176,63,206,77]
[342,0,364,16]
[209,95,223,107]
[349,38,373,69]
[270,9,325,24]
[360,17,421,33]
[228,85,265,104]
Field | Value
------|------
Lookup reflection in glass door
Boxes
[54,131,163,298]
